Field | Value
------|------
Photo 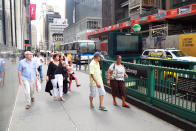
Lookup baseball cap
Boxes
[94,52,101,57]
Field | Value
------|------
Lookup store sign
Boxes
[156,12,166,19]
[139,16,148,23]
[178,6,191,15]
[30,4,36,20]
[124,65,147,78]
[100,28,104,32]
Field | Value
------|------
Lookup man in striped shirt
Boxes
[89,52,107,111]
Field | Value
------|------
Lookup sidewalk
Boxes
[8,70,181,131]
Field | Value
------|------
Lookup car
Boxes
[142,48,196,62]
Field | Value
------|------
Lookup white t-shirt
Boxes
[109,63,125,81]
[35,56,44,66]
[64,57,69,65]
[68,65,74,74]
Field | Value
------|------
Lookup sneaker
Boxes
[77,84,81,87]
[99,106,108,111]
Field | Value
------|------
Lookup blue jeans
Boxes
[76,60,81,70]
[38,66,43,79]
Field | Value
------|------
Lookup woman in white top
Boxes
[107,55,130,108]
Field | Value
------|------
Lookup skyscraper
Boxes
[45,12,61,49]
[75,0,102,22]
[65,0,102,26]
[65,0,75,25]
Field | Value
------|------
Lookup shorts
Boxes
[90,83,106,98]
[110,80,126,97]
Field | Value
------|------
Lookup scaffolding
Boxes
[129,0,159,19]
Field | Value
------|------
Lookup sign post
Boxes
[24,40,30,51]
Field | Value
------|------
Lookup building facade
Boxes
[45,12,61,49]
[48,18,68,50]
[0,0,29,51]
[64,17,102,43]
[64,0,102,44]
[65,0,75,25]
[75,0,102,23]
[90,0,196,53]
[52,33,64,51]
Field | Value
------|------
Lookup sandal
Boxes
[113,101,118,106]
[122,103,130,108]
[25,105,31,110]
[53,97,57,101]
[99,106,108,111]
[90,105,95,109]
[60,97,65,102]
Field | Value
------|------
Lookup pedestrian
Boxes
[107,55,130,108]
[67,53,72,62]
[64,53,69,66]
[89,52,107,111]
[0,57,5,88]
[76,51,81,70]
[67,61,80,91]
[35,52,44,82]
[59,55,69,94]
[46,54,65,101]
[18,51,39,109]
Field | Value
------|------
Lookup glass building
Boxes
[75,0,102,22]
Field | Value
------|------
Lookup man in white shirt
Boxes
[35,52,44,81]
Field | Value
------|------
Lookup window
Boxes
[172,51,187,57]
[143,51,149,56]
[165,51,172,58]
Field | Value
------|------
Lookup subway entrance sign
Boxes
[108,32,142,59]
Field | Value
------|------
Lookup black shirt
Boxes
[47,62,64,78]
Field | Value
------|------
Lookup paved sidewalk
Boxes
[8,69,181,131]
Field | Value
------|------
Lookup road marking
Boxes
[7,85,20,131]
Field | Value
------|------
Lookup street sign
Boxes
[24,40,30,46]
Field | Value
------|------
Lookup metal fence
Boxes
[102,59,196,122]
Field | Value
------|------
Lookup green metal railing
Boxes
[102,59,196,122]
[120,57,196,71]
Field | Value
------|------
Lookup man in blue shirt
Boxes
[0,59,5,88]
[18,51,39,109]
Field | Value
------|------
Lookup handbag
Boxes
[111,63,116,80]
[36,78,42,93]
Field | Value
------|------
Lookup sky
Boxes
[30,0,65,45]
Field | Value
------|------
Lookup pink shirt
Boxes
[68,65,74,74]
